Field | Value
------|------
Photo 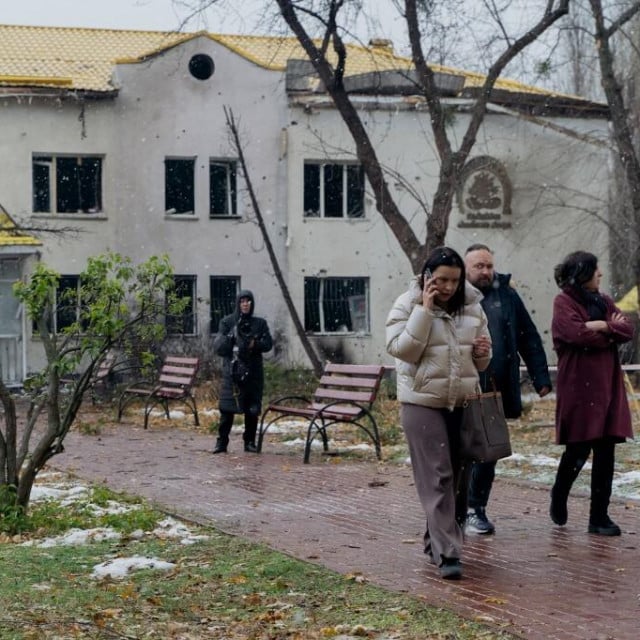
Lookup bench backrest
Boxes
[313,363,385,408]
[93,352,116,383]
[158,356,199,389]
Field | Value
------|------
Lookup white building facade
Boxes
[0,26,611,382]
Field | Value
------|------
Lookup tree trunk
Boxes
[224,107,324,376]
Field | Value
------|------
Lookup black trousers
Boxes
[467,460,496,510]
[218,411,258,445]
[553,438,616,522]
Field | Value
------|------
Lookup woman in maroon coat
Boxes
[550,251,634,536]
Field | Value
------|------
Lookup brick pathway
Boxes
[51,422,639,640]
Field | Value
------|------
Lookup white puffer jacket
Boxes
[386,277,491,410]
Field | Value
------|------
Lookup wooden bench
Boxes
[257,363,386,463]
[89,351,117,403]
[116,355,200,429]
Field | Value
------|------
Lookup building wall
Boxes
[0,36,290,373]
[0,35,611,374]
[284,103,610,367]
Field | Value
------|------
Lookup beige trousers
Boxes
[401,403,466,567]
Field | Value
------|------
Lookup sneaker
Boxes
[465,508,495,535]
[588,516,621,536]
[439,557,462,580]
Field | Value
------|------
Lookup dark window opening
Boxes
[303,164,320,216]
[32,155,102,213]
[165,158,195,214]
[189,54,215,80]
[33,157,51,212]
[304,277,369,333]
[210,161,237,216]
[166,275,197,335]
[303,162,364,218]
[210,276,240,333]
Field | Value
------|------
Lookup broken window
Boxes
[32,155,102,214]
[304,277,369,333]
[303,162,364,218]
[165,158,195,214]
[166,275,197,335]
[210,161,237,217]
[210,276,240,333]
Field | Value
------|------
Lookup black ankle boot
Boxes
[588,516,621,536]
[550,450,584,526]
[244,442,258,453]
[213,439,228,454]
[550,484,568,526]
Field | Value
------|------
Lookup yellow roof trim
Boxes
[0,74,72,87]
[0,207,42,247]
[114,31,200,64]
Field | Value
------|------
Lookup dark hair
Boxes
[419,246,466,315]
[554,251,598,290]
[465,243,492,254]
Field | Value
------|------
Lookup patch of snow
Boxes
[23,527,121,548]
[30,485,90,504]
[91,556,175,580]
[152,516,209,544]
[87,501,141,516]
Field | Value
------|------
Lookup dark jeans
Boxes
[467,461,496,510]
[218,411,258,445]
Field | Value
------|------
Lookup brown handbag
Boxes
[460,389,512,462]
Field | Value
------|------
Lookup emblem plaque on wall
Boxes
[456,156,512,229]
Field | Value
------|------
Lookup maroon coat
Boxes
[552,290,634,444]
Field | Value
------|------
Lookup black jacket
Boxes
[213,289,273,416]
[478,273,551,418]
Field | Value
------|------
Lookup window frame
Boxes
[166,275,198,336]
[209,160,238,217]
[32,154,103,214]
[209,276,241,333]
[165,157,196,215]
[304,276,370,334]
[303,161,365,219]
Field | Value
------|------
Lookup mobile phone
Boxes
[424,268,432,280]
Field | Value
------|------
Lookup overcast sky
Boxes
[2,0,408,44]
[2,0,252,32]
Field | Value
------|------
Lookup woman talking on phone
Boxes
[386,246,491,580]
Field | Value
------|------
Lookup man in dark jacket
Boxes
[212,289,273,453]
[463,245,552,533]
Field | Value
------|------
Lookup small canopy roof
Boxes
[616,286,639,313]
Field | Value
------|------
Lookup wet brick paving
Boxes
[51,421,639,640]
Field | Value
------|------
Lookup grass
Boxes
[0,481,517,640]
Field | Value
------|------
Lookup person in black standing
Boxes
[463,245,552,534]
[212,289,273,454]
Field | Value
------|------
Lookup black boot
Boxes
[213,438,228,454]
[244,442,258,453]
[550,448,586,525]
[588,440,618,535]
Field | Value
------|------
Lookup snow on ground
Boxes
[25,476,208,580]
[23,527,122,548]
[91,556,176,580]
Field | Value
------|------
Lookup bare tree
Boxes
[224,107,324,376]
[585,0,640,308]
[172,1,571,271]
[278,1,573,268]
